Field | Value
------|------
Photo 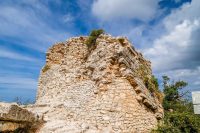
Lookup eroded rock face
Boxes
[0,34,163,133]
[34,34,163,133]
[0,102,41,132]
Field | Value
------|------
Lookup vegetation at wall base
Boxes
[155,111,200,133]
[152,76,200,133]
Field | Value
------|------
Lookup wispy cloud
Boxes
[92,0,160,21]
[0,75,37,90]
[157,67,200,91]
[0,0,70,52]
[144,20,200,72]
[142,0,200,91]
[0,0,71,102]
[0,48,39,61]
[63,13,74,23]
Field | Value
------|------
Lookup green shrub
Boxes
[144,76,160,93]
[154,111,200,133]
[152,125,181,133]
[90,29,104,36]
[86,29,104,51]
[151,75,159,90]
[143,75,163,102]
[118,38,125,45]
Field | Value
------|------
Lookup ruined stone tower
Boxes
[0,34,163,133]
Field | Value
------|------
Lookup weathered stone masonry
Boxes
[35,34,163,132]
[0,34,163,133]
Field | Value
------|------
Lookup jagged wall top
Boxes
[44,34,152,80]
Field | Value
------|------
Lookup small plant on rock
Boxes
[118,38,125,45]
[144,75,163,102]
[42,65,50,73]
[86,29,104,51]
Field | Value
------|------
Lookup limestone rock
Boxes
[0,102,42,132]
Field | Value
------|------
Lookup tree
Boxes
[162,75,188,110]
[153,76,200,133]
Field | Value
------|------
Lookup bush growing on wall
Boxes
[86,29,104,51]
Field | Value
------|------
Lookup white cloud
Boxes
[157,67,200,91]
[0,48,39,61]
[142,0,200,91]
[144,20,200,72]
[0,2,70,52]
[63,13,74,23]
[194,81,200,85]
[143,0,200,72]
[174,0,181,3]
[163,0,200,31]
[92,0,159,21]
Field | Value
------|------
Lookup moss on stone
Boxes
[42,65,50,73]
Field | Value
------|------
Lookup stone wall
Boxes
[0,34,163,133]
[34,34,163,133]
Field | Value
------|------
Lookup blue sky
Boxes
[0,0,199,102]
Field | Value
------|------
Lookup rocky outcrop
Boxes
[0,102,42,132]
[0,34,164,133]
